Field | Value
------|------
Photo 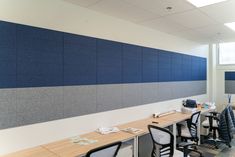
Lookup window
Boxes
[219,42,235,65]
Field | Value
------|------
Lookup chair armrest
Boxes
[205,111,220,120]
[210,111,220,116]
[205,115,213,118]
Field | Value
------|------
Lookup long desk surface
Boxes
[3,108,212,157]
[2,147,57,157]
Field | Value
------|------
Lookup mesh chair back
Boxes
[228,105,235,127]
[86,141,122,157]
[148,125,174,157]
[188,111,201,138]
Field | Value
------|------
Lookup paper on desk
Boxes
[122,127,143,134]
[96,127,120,135]
[70,136,98,145]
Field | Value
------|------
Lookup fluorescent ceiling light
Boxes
[225,22,235,31]
[187,0,227,7]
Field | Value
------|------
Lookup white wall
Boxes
[208,43,235,111]
[0,0,209,155]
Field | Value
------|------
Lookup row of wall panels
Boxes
[0,20,207,88]
[225,72,235,94]
[0,81,206,129]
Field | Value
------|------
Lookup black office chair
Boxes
[202,111,220,148]
[148,125,202,157]
[86,141,122,157]
[148,124,182,157]
[177,111,201,144]
[202,106,234,148]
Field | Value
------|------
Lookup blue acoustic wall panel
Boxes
[142,47,158,82]
[191,57,200,80]
[182,54,192,81]
[158,50,172,82]
[123,44,142,83]
[225,72,235,80]
[225,72,235,94]
[0,21,17,88]
[64,33,96,85]
[171,53,183,81]
[16,24,63,87]
[199,57,207,80]
[97,39,122,84]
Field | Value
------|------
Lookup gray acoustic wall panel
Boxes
[0,89,17,129]
[225,81,235,94]
[0,113,18,129]
[142,83,159,104]
[123,83,142,108]
[63,85,96,117]
[16,87,64,126]
[0,81,207,129]
[171,81,189,98]
[171,81,206,99]
[157,82,173,102]
[96,84,123,112]
[64,85,96,117]
[0,89,17,115]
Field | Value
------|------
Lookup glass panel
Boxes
[219,42,235,65]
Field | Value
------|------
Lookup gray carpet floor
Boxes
[195,139,235,157]
[181,136,235,157]
[216,139,235,157]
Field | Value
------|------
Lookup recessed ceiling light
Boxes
[225,22,235,31]
[166,6,173,10]
[187,0,227,7]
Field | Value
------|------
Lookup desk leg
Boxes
[173,123,177,148]
[198,116,201,144]
[134,136,138,157]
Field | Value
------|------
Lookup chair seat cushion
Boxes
[202,119,218,128]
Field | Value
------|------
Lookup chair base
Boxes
[203,138,231,149]
[177,143,203,157]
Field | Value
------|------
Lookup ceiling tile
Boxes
[88,0,160,22]
[194,24,235,38]
[167,10,218,29]
[140,17,189,33]
[200,0,235,23]
[171,23,235,43]
[64,0,101,7]
[64,0,235,43]
[123,0,195,16]
[171,29,211,43]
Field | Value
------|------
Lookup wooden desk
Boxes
[2,108,214,157]
[1,147,57,157]
[155,112,191,123]
[118,117,172,134]
[43,131,135,157]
